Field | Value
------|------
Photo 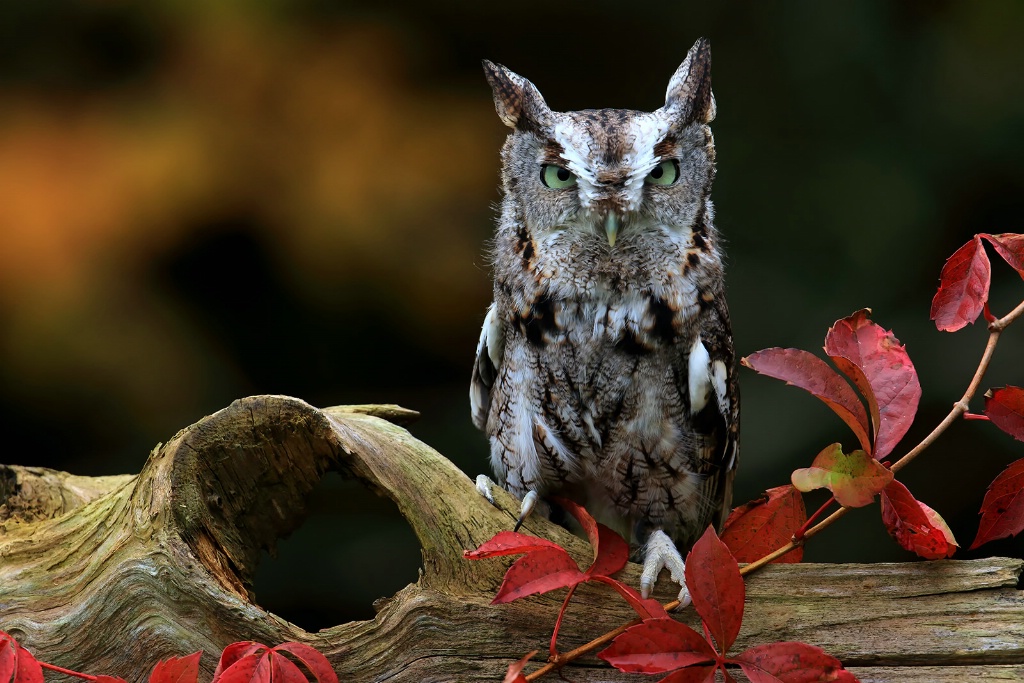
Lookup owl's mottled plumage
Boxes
[471,39,737,598]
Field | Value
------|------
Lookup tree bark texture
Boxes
[1,395,1022,682]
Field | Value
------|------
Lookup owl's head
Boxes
[485,39,716,248]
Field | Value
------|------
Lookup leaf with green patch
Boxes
[791,444,893,508]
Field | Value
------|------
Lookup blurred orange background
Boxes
[2,1,1023,627]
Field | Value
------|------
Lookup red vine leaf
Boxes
[597,618,717,673]
[492,547,584,604]
[791,444,893,508]
[216,652,268,683]
[213,643,265,683]
[212,643,336,683]
[685,526,745,653]
[880,480,957,559]
[600,527,857,682]
[0,634,43,683]
[824,310,922,458]
[732,642,858,683]
[269,654,308,683]
[721,485,807,564]
[150,653,202,683]
[742,348,871,452]
[982,233,1024,278]
[551,497,629,578]
[591,575,669,620]
[465,497,644,632]
[272,644,338,683]
[971,458,1024,549]
[984,386,1024,441]
[502,650,536,683]
[462,530,565,559]
[658,666,719,683]
[930,235,991,332]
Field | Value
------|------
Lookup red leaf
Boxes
[721,486,807,563]
[502,651,536,683]
[492,547,584,604]
[658,666,719,683]
[0,637,44,683]
[930,236,991,332]
[217,654,268,683]
[598,618,717,673]
[150,653,202,683]
[268,653,306,683]
[742,349,871,452]
[685,526,745,654]
[982,233,1024,277]
[213,643,266,683]
[881,480,957,559]
[591,575,670,620]
[12,649,42,683]
[462,530,565,559]
[984,387,1024,441]
[550,497,628,577]
[971,458,1024,549]
[271,644,337,683]
[791,444,893,508]
[733,642,858,683]
[0,638,16,683]
[824,310,922,458]
[588,523,629,577]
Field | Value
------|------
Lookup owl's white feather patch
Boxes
[687,336,712,414]
[621,114,672,211]
[471,302,505,429]
[712,360,729,415]
[482,302,504,368]
[552,119,601,209]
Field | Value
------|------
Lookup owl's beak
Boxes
[604,211,620,247]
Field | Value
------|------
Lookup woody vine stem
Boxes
[524,297,1024,680]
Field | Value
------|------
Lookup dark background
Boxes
[1,0,1023,630]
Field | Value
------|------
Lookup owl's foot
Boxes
[640,529,691,607]
[512,490,538,532]
[474,475,538,532]
[475,474,497,505]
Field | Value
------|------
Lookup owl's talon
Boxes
[512,490,539,532]
[640,530,691,607]
[475,474,497,506]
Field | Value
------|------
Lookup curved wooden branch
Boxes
[1,395,1023,682]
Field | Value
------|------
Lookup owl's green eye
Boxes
[645,159,680,186]
[541,164,577,189]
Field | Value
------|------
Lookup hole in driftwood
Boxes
[252,471,421,630]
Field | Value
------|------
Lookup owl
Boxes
[471,38,737,603]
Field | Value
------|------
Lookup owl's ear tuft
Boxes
[663,38,716,125]
[482,60,553,131]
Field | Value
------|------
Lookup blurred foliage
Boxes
[1,0,1023,629]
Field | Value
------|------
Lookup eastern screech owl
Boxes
[471,38,738,602]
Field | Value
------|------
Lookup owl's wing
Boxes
[470,303,505,430]
[686,302,739,533]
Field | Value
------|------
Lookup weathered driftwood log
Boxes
[1,395,1023,682]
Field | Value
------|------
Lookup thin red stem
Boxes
[962,412,991,422]
[548,583,579,660]
[796,496,837,539]
[39,662,97,681]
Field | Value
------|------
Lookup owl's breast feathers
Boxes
[471,240,738,548]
